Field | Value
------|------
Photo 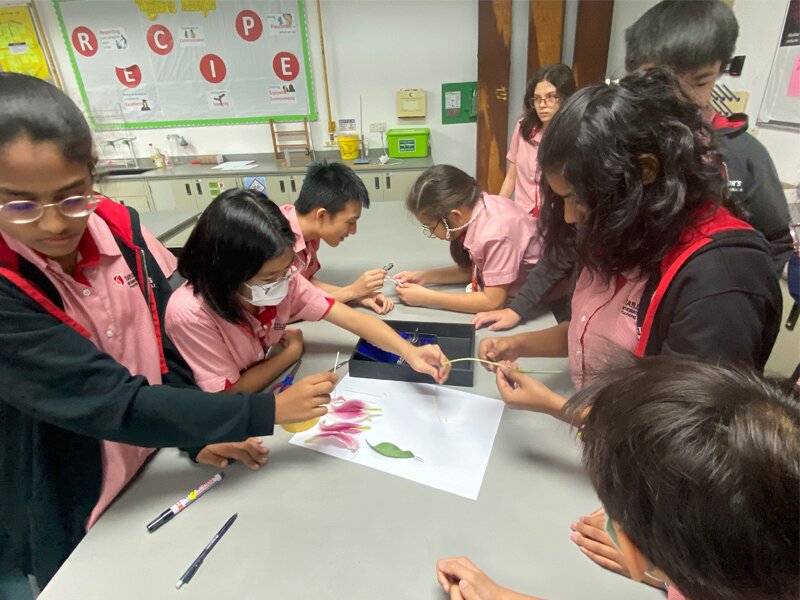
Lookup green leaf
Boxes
[366,440,418,459]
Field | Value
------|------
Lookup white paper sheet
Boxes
[289,375,505,500]
[211,161,258,170]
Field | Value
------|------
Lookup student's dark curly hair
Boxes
[178,189,296,326]
[537,67,730,279]
[564,356,800,600]
[519,63,576,140]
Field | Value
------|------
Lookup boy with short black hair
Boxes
[625,0,792,275]
[280,161,393,314]
[437,358,799,600]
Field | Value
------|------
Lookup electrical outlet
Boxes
[369,122,387,133]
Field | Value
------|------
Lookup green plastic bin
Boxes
[386,128,430,158]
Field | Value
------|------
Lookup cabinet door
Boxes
[357,173,384,203]
[96,180,153,212]
[382,170,423,203]
[168,179,200,212]
[263,175,290,204]
[194,177,238,211]
[287,175,305,203]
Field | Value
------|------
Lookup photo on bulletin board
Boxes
[757,0,800,129]
[52,0,316,129]
[0,3,60,86]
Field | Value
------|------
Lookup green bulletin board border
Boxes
[52,0,317,130]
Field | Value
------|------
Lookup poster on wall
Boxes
[52,0,316,129]
[757,0,800,128]
[0,4,58,84]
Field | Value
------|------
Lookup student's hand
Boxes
[570,508,668,590]
[403,344,451,384]
[395,282,432,306]
[478,337,520,371]
[496,364,565,415]
[436,557,526,600]
[359,293,394,315]
[274,371,338,424]
[196,438,269,470]
[393,270,426,286]
[279,328,304,360]
[349,269,388,299]
[471,308,522,331]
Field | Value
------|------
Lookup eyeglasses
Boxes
[248,256,306,291]
[0,194,101,225]
[421,220,443,239]
[529,93,559,108]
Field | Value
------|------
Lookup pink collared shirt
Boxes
[461,194,540,296]
[667,587,687,600]
[2,214,167,529]
[165,274,334,393]
[280,204,321,279]
[567,269,649,387]
[141,226,177,277]
[506,121,543,216]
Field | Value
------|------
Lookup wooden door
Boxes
[476,0,513,194]
[572,0,615,87]
[527,0,565,78]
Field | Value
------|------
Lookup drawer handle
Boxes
[280,180,286,194]
[374,176,380,189]
[386,175,391,190]
[196,182,203,195]
[185,183,191,195]
[290,179,296,193]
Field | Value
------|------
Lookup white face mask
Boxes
[242,277,290,306]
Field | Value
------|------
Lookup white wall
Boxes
[19,0,478,174]
[606,0,800,184]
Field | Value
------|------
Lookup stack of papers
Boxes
[211,161,258,171]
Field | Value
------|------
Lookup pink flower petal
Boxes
[319,420,368,434]
[305,431,360,452]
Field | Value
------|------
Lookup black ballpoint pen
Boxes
[175,513,238,590]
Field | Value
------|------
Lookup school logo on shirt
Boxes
[621,298,639,320]
[113,272,139,289]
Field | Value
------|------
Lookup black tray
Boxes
[348,319,475,387]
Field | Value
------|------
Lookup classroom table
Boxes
[39,202,664,600]
[139,209,200,243]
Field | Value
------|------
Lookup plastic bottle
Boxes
[149,143,165,169]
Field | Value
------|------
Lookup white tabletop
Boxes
[40,202,662,600]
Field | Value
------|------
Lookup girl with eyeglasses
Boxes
[481,68,780,411]
[165,188,451,404]
[0,73,344,592]
[471,64,578,332]
[394,165,539,314]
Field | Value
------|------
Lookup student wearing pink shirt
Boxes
[281,162,393,314]
[479,68,780,391]
[165,188,450,410]
[473,65,577,331]
[498,64,575,216]
[436,358,799,600]
[0,74,336,593]
[394,165,539,314]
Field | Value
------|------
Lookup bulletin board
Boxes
[757,0,800,129]
[52,0,316,129]
[0,3,60,85]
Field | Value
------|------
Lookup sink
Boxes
[102,167,154,176]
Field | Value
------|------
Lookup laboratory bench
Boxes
[95,150,434,217]
[38,202,663,600]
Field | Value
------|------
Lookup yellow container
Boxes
[337,135,360,160]
[281,417,319,433]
